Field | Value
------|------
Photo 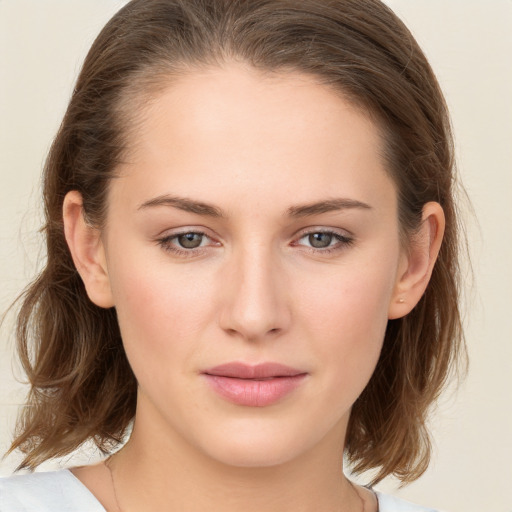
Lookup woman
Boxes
[0,0,465,510]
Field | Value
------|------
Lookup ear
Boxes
[388,201,445,319]
[62,190,114,308]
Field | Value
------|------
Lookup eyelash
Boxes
[156,229,354,258]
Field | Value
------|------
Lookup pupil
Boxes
[309,233,332,248]
[178,233,202,249]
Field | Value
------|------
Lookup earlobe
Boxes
[62,190,115,308]
[388,202,445,319]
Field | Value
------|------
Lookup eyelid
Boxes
[291,227,355,253]
[156,226,355,258]
[155,224,215,238]
[155,228,220,258]
[294,225,354,240]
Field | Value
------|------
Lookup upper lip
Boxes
[203,362,306,379]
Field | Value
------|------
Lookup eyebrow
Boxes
[137,195,372,218]
[138,194,225,217]
[286,198,372,217]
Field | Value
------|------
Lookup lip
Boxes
[202,362,308,407]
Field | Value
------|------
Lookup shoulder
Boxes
[0,469,105,512]
[376,491,443,512]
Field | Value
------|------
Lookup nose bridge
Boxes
[220,240,289,341]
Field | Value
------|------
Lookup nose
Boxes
[218,244,291,342]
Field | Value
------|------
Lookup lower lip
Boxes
[203,374,307,407]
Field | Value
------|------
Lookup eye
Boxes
[294,229,354,254]
[305,232,335,249]
[175,232,205,249]
[156,230,217,257]
[156,228,353,258]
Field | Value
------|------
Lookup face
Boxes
[98,62,408,467]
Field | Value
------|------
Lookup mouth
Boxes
[202,362,308,407]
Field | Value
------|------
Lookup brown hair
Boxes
[8,0,465,484]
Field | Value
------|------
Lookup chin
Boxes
[206,439,303,469]
[190,417,328,469]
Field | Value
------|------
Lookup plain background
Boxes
[0,1,511,511]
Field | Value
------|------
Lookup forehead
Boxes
[113,62,394,216]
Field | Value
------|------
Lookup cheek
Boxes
[107,230,399,392]
[107,254,217,379]
[296,256,397,398]
[300,257,395,341]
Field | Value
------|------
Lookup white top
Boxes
[0,469,440,511]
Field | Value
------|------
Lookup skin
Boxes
[65,61,444,512]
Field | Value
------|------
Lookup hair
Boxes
[7,0,465,484]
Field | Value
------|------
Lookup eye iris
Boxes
[178,233,203,248]
[309,232,333,248]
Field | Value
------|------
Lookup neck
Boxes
[110,403,362,512]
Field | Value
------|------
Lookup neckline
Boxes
[63,467,386,511]
[64,468,108,512]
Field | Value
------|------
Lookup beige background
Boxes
[1,1,511,511]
